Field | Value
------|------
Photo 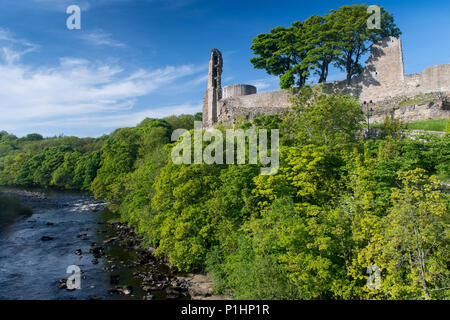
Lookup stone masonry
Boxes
[203,49,223,127]
[203,37,450,128]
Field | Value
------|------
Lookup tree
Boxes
[150,161,225,271]
[282,88,364,148]
[330,4,401,83]
[379,112,406,140]
[250,4,401,87]
[330,149,385,299]
[381,169,449,299]
[0,152,30,185]
[194,112,203,122]
[250,24,310,89]
[91,127,140,206]
[21,133,44,142]
[302,15,341,83]
[73,151,101,190]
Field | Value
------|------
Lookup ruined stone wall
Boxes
[219,90,291,109]
[339,37,450,103]
[223,84,257,99]
[216,90,291,125]
[203,49,223,127]
[368,92,450,123]
[421,64,450,91]
[208,37,450,127]
[217,90,449,126]
[217,105,288,126]
[404,73,421,88]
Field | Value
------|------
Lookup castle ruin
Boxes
[202,49,223,127]
[203,37,450,128]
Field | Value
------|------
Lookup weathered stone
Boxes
[202,49,223,127]
[204,37,449,127]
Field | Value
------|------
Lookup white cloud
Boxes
[249,77,279,92]
[0,30,204,136]
[78,30,126,48]
[0,28,38,64]
[0,57,200,120]
[29,102,202,129]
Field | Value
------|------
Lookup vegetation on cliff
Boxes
[0,90,448,300]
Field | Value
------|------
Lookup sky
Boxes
[0,0,448,137]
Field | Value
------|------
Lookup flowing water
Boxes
[0,187,173,300]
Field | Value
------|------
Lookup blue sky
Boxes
[0,0,448,137]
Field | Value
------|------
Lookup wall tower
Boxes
[203,48,223,127]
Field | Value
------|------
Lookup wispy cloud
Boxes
[0,30,204,136]
[0,28,38,64]
[249,77,279,92]
[7,102,202,137]
[78,30,126,48]
[30,102,202,129]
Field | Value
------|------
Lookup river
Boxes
[0,187,190,300]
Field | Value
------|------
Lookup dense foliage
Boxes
[250,4,401,88]
[1,91,448,299]
[0,132,104,190]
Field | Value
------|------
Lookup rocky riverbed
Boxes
[0,188,228,300]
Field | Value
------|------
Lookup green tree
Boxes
[73,151,101,190]
[91,127,140,206]
[151,161,225,271]
[250,23,310,89]
[51,151,81,189]
[302,15,341,83]
[379,112,405,140]
[20,133,44,142]
[381,169,449,299]
[330,4,401,82]
[250,5,400,87]
[282,88,364,148]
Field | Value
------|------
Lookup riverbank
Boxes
[103,221,231,300]
[0,190,33,228]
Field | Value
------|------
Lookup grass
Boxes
[369,118,449,132]
[398,94,435,107]
[406,119,448,132]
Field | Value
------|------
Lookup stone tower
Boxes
[357,37,407,102]
[203,48,223,127]
[363,37,405,86]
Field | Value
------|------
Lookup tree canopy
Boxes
[250,4,401,88]
[1,97,448,299]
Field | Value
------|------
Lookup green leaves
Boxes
[0,99,447,299]
[381,169,449,299]
[250,4,401,87]
[282,88,364,148]
[250,23,309,88]
[329,4,401,82]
